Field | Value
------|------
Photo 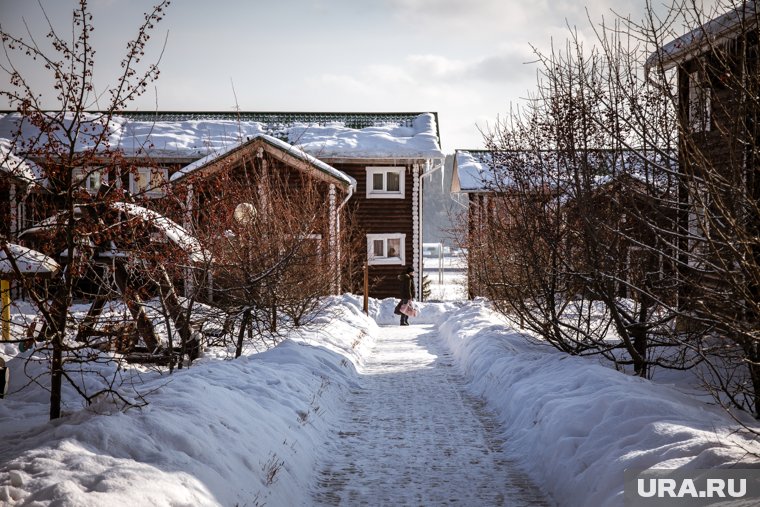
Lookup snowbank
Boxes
[0,296,377,506]
[438,301,760,507]
[5,296,758,506]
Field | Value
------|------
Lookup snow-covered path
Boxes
[312,323,548,506]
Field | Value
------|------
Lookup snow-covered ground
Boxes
[312,322,546,505]
[1,296,759,506]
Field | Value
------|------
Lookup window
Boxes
[130,167,168,197]
[72,167,107,193]
[367,233,405,265]
[366,167,405,199]
[687,187,712,269]
[298,234,324,262]
[688,71,711,133]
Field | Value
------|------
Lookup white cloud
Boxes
[364,64,418,86]
[384,0,537,32]
[405,47,537,84]
[313,74,376,96]
[302,49,543,151]
[405,55,467,79]
[309,50,530,103]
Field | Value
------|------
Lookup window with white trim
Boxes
[366,167,405,199]
[367,233,405,265]
[688,71,711,133]
[72,167,107,193]
[130,167,168,197]
[299,234,324,262]
[687,187,710,268]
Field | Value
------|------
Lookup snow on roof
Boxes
[0,111,444,161]
[452,149,677,194]
[0,139,38,185]
[647,1,758,70]
[286,113,443,159]
[18,209,76,239]
[110,202,209,263]
[0,242,60,277]
[170,133,357,190]
[18,203,208,263]
[451,150,499,192]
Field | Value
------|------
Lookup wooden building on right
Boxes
[646,1,758,323]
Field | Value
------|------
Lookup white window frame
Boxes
[277,233,324,261]
[130,167,168,198]
[688,70,711,133]
[687,187,710,268]
[366,166,405,199]
[367,233,405,265]
[72,167,107,194]
[297,233,324,262]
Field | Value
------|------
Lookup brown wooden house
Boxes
[452,149,562,299]
[110,111,445,299]
[561,172,678,303]
[0,112,444,300]
[647,1,759,311]
[451,149,501,299]
[166,133,355,299]
[452,148,678,301]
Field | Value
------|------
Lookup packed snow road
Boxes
[312,323,548,506]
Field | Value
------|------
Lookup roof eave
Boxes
[647,1,758,71]
[171,135,354,191]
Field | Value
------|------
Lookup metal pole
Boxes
[363,261,369,315]
[1,279,10,341]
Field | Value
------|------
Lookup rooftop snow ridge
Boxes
[116,111,436,132]
[0,111,444,160]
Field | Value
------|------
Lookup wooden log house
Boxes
[646,1,759,308]
[0,111,445,300]
[452,148,677,301]
[110,111,445,299]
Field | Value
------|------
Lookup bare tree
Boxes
[469,0,760,416]
[172,152,358,357]
[642,0,760,415]
[467,17,677,371]
[0,0,171,419]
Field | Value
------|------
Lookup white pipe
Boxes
[415,158,444,300]
[334,183,354,294]
[336,183,354,212]
[420,158,444,180]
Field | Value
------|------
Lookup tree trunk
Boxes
[156,266,194,363]
[632,326,648,378]
[50,336,63,419]
[48,288,70,420]
[113,263,159,351]
[632,301,651,378]
[748,343,760,420]
[74,295,107,343]
[235,309,250,358]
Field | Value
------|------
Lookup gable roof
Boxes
[452,149,677,194]
[451,150,499,193]
[0,242,60,278]
[0,111,444,161]
[0,139,38,186]
[170,133,357,190]
[646,1,758,71]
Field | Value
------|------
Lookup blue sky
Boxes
[0,0,719,151]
